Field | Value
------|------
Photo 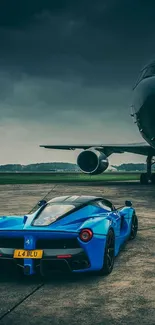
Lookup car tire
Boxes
[99,229,115,276]
[129,214,138,240]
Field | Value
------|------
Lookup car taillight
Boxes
[79,229,93,242]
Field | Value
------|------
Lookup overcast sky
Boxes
[0,0,155,165]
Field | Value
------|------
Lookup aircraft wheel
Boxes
[151,173,155,184]
[140,173,148,185]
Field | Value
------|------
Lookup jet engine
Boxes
[77,149,109,175]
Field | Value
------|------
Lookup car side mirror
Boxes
[125,200,132,207]
[38,200,47,207]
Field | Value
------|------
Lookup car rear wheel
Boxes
[99,229,115,276]
[129,214,138,240]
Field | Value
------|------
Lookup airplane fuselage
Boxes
[132,62,155,149]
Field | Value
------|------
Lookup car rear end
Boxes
[0,229,106,276]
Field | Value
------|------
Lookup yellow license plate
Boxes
[13,249,43,259]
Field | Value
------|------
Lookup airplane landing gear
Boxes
[140,155,155,184]
[151,173,155,184]
[140,173,148,185]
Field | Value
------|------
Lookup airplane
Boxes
[40,60,155,185]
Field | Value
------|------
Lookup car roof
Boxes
[48,195,104,205]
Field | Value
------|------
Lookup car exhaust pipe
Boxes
[24,265,31,275]
[81,260,89,267]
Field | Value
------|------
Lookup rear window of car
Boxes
[33,204,75,226]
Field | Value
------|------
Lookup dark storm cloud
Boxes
[0,0,155,124]
[0,0,151,164]
[1,0,155,85]
[0,73,130,123]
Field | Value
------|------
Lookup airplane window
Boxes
[133,68,147,89]
[133,65,155,89]
[143,65,155,78]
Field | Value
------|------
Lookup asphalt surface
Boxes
[0,182,155,325]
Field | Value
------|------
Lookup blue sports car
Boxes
[0,195,138,276]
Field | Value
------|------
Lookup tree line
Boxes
[0,162,153,172]
[112,163,155,171]
[0,163,80,172]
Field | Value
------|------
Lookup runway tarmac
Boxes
[0,182,155,325]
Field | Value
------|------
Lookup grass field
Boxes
[0,172,141,184]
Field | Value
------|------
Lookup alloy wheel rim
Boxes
[106,233,114,270]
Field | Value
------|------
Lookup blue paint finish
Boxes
[77,235,107,271]
[0,196,137,275]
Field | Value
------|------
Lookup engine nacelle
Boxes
[77,149,109,175]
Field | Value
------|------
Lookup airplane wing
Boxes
[40,143,155,156]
